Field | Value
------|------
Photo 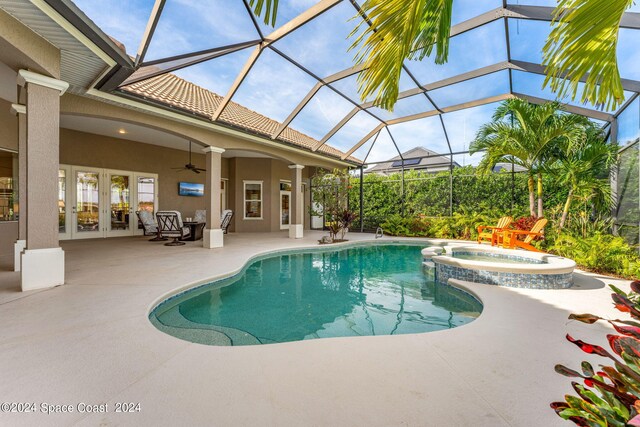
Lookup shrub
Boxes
[548,233,640,279]
[513,215,541,231]
[380,214,430,237]
[552,282,640,426]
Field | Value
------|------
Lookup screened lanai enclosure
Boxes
[74,0,640,244]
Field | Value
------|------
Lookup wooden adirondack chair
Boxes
[477,216,513,246]
[501,218,548,252]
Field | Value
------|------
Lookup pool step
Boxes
[150,315,232,346]
[154,309,262,346]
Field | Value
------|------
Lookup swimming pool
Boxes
[150,244,482,346]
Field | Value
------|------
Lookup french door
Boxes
[280,190,291,230]
[106,170,134,237]
[58,165,157,240]
[71,166,103,239]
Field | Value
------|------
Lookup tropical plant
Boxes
[381,214,415,236]
[549,119,619,229]
[512,215,541,232]
[338,209,358,240]
[548,232,640,278]
[470,99,586,217]
[542,0,634,111]
[551,282,640,426]
[565,211,614,239]
[380,214,431,237]
[310,168,356,242]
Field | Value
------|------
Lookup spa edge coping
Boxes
[430,245,576,275]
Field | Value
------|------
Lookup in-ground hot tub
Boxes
[425,245,576,289]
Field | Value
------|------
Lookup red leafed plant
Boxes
[552,280,640,426]
[513,215,544,241]
[513,215,540,231]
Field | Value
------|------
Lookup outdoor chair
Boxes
[194,209,206,224]
[136,210,167,241]
[221,210,233,234]
[501,218,548,252]
[156,210,191,246]
[477,216,513,246]
[194,210,233,234]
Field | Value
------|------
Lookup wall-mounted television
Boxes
[178,182,204,197]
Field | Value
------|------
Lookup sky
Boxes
[73,0,639,164]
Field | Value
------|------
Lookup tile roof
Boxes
[120,73,357,162]
[366,147,458,173]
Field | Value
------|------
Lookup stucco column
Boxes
[288,164,304,239]
[18,70,68,291]
[10,103,26,271]
[203,145,225,248]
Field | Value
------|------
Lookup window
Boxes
[0,149,17,221]
[244,181,263,219]
[280,181,292,191]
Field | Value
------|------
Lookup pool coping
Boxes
[431,245,576,275]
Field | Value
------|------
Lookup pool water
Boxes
[150,244,482,346]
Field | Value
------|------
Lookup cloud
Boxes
[272,1,363,77]
[326,110,381,152]
[231,49,318,122]
[429,70,510,108]
[145,0,259,61]
[73,0,153,54]
[289,86,356,139]
[406,19,508,85]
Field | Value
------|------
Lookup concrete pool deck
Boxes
[0,231,632,426]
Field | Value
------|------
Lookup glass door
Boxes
[72,167,102,239]
[106,170,134,237]
[58,166,71,240]
[134,174,158,235]
[280,191,291,230]
[221,179,227,214]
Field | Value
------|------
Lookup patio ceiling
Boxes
[60,0,640,165]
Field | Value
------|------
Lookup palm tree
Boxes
[251,0,632,111]
[469,98,585,217]
[550,120,619,229]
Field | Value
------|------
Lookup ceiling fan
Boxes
[172,141,205,174]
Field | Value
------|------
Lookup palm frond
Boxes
[349,0,453,111]
[542,0,633,111]
[249,0,279,26]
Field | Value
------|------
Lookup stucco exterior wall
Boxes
[0,99,18,151]
[228,158,312,234]
[61,94,349,170]
[59,129,309,234]
[0,221,18,260]
[60,128,229,219]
